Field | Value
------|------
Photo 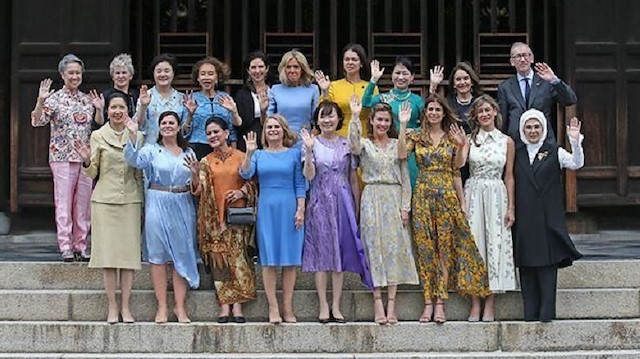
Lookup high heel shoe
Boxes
[386,297,398,325]
[434,302,446,324]
[419,303,433,323]
[373,295,387,325]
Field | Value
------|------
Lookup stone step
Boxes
[1,351,640,358]
[1,260,638,291]
[1,287,638,322]
[0,319,639,354]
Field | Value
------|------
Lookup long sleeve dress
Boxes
[407,130,490,300]
[267,84,319,136]
[361,82,424,187]
[197,149,257,304]
[319,79,378,137]
[464,129,517,293]
[348,116,419,288]
[301,137,374,289]
[134,86,186,145]
[124,140,200,288]
[240,147,306,266]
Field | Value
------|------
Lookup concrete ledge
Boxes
[0,321,498,353]
[2,260,640,290]
[0,288,637,322]
[2,351,640,358]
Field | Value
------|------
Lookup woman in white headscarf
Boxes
[512,108,583,322]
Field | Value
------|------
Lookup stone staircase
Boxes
[0,260,639,358]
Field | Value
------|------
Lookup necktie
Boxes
[523,78,531,107]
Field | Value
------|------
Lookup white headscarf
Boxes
[519,108,548,164]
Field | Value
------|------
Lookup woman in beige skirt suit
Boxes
[76,92,144,324]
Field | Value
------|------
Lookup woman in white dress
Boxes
[463,94,517,322]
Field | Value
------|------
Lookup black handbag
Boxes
[226,206,256,225]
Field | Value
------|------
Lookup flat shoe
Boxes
[217,316,230,324]
[318,317,330,324]
[330,310,346,323]
[468,316,480,322]
[233,316,246,324]
[482,315,494,322]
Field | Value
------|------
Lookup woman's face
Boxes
[523,118,543,144]
[61,62,83,90]
[111,66,132,90]
[391,64,414,90]
[159,114,180,139]
[425,101,444,127]
[370,110,393,138]
[153,61,174,87]
[342,50,361,77]
[317,107,339,134]
[453,69,472,95]
[285,58,302,85]
[197,63,218,91]
[475,102,497,130]
[264,118,284,143]
[205,121,228,149]
[107,97,128,125]
[248,58,268,84]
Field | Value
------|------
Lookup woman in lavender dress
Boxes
[300,101,373,323]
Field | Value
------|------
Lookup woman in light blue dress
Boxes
[267,49,319,137]
[124,110,200,324]
[240,114,306,324]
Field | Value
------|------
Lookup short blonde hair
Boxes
[261,114,299,148]
[278,50,314,86]
[109,53,134,76]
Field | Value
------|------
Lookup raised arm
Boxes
[123,117,153,170]
[31,79,55,127]
[133,85,151,129]
[397,101,411,160]
[89,90,105,127]
[535,62,577,106]
[347,95,364,155]
[558,117,584,170]
[450,123,469,168]
[300,128,316,180]
[240,131,258,177]
[362,60,384,108]
[429,65,444,94]
[315,70,332,100]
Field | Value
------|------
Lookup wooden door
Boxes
[10,0,128,211]
[563,0,640,206]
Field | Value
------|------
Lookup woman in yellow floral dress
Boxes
[398,94,489,323]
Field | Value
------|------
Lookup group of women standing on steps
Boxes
[32,41,583,325]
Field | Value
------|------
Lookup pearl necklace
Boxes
[456,95,472,106]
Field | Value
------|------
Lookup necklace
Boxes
[456,95,472,106]
[109,125,125,136]
[390,89,412,102]
[212,148,234,162]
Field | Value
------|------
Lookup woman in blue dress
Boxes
[240,114,306,324]
[362,56,424,187]
[124,110,200,324]
[267,50,319,138]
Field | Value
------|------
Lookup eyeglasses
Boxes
[524,124,541,130]
[511,53,532,60]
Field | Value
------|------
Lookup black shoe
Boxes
[217,316,230,324]
[74,250,90,262]
[233,315,246,324]
[318,317,330,324]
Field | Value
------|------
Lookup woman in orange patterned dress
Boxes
[398,94,490,324]
[187,117,257,324]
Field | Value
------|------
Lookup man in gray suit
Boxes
[498,42,577,143]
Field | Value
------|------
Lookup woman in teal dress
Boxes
[362,56,424,187]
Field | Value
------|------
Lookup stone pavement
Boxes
[1,229,639,261]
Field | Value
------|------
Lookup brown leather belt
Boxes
[149,184,190,193]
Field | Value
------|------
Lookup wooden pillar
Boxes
[0,0,10,210]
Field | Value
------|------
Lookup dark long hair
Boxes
[422,94,459,143]
[341,43,370,80]
[243,50,271,92]
[156,111,189,150]
[447,62,483,97]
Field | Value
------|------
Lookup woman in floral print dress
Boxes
[348,96,419,325]
[399,94,489,324]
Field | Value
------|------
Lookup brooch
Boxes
[537,151,549,161]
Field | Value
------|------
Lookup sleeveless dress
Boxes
[464,129,517,293]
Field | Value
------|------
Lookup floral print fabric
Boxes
[408,130,490,300]
[32,87,94,162]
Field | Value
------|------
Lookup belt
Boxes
[149,184,190,193]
